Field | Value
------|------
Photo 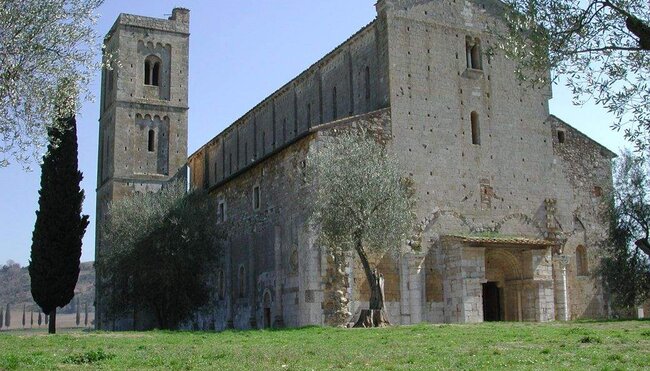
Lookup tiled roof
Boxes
[442,235,557,247]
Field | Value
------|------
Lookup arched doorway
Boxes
[483,249,523,321]
[262,290,272,329]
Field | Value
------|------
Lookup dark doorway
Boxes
[263,308,271,329]
[482,282,502,321]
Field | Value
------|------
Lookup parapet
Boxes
[109,8,190,37]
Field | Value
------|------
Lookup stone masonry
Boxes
[97,1,615,330]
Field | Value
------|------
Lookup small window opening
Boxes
[218,201,226,223]
[253,185,260,210]
[147,129,155,152]
[471,111,481,145]
[307,103,311,127]
[332,87,338,120]
[576,245,588,276]
[557,130,566,144]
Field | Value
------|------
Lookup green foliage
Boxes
[97,181,221,329]
[63,349,114,365]
[306,128,416,257]
[496,1,650,150]
[0,322,649,369]
[29,107,89,334]
[0,0,105,167]
[598,150,650,309]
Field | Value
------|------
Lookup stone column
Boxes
[442,240,485,323]
[554,255,570,321]
[399,253,411,325]
[273,225,285,327]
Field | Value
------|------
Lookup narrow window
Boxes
[144,60,151,85]
[365,66,371,102]
[253,185,260,210]
[307,103,311,127]
[152,62,160,86]
[238,265,246,298]
[217,200,226,223]
[148,129,155,152]
[557,130,566,144]
[466,37,473,69]
[332,87,338,120]
[576,245,588,276]
[471,112,480,145]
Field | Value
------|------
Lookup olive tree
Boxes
[306,128,415,327]
[0,0,105,167]
[495,1,650,150]
[97,180,222,329]
[598,150,650,310]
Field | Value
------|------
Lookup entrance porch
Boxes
[441,235,557,323]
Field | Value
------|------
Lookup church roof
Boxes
[442,234,557,248]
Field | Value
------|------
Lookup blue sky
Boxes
[0,1,629,266]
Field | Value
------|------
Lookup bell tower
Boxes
[95,8,189,329]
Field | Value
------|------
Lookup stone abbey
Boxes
[96,1,615,330]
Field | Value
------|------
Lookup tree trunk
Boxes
[635,239,650,256]
[353,240,390,327]
[48,308,56,334]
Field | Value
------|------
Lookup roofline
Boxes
[548,114,618,159]
[188,18,378,160]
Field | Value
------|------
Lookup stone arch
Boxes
[575,245,588,276]
[262,289,272,328]
[495,213,545,238]
[484,249,523,321]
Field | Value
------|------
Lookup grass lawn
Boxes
[1,320,649,370]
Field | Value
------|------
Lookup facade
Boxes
[97,1,615,330]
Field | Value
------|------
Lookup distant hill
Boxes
[0,261,95,314]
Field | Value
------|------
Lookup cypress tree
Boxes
[37,312,42,326]
[5,303,10,328]
[22,304,25,327]
[0,307,3,330]
[29,88,89,334]
[75,297,80,326]
[30,308,34,327]
[84,302,88,326]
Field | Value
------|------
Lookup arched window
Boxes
[576,245,588,276]
[152,61,160,86]
[238,265,246,298]
[466,36,482,70]
[148,129,155,152]
[144,55,162,86]
[144,60,151,85]
[471,111,480,145]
